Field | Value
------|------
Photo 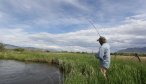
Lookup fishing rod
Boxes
[48,17,101,52]
[85,18,101,37]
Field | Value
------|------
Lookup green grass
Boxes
[0,50,146,84]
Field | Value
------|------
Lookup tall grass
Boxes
[0,50,146,84]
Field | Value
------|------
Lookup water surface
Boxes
[0,60,62,84]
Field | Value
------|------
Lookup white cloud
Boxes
[60,0,89,11]
[0,0,91,30]
[1,15,146,52]
[0,0,146,52]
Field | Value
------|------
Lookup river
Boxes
[0,60,62,84]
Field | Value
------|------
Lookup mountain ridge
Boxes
[117,47,146,53]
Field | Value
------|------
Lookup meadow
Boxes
[0,50,146,84]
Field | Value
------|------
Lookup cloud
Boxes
[0,15,146,52]
[60,0,90,11]
[0,0,92,33]
[1,0,146,31]
[0,0,146,52]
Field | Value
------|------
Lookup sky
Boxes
[0,0,146,52]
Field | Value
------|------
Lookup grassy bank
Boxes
[0,50,146,84]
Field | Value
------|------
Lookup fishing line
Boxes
[67,15,101,37]
[48,16,100,52]
[81,17,101,37]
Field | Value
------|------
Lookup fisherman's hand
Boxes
[95,53,99,59]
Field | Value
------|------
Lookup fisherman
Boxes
[95,36,110,80]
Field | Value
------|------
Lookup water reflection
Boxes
[0,60,62,84]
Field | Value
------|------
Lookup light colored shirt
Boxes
[96,43,110,69]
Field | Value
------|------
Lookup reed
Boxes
[0,51,146,84]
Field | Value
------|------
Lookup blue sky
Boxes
[0,0,146,52]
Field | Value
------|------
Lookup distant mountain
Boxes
[4,44,20,49]
[4,44,43,51]
[117,47,146,53]
[4,44,56,52]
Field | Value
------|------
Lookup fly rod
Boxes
[86,18,101,37]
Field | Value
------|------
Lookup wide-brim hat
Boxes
[97,36,106,41]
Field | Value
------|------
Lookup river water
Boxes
[0,60,62,84]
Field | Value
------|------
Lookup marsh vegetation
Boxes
[0,50,146,84]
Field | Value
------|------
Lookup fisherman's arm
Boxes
[103,46,110,62]
[95,47,104,60]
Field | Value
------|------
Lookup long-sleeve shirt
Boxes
[96,43,110,68]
